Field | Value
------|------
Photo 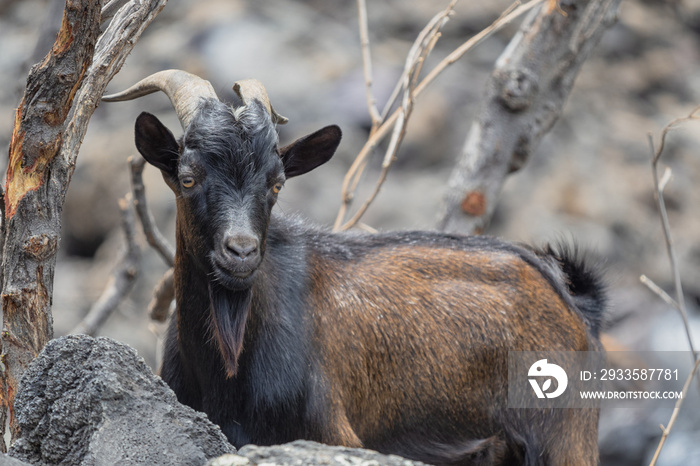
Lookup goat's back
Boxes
[297,228,601,465]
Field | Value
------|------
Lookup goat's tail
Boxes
[539,242,607,338]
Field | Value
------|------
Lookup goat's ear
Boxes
[279,125,341,178]
[135,112,179,176]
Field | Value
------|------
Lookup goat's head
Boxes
[105,70,341,291]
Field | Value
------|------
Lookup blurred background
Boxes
[1,0,699,464]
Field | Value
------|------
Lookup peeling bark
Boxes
[0,0,168,448]
[437,0,622,234]
[1,1,101,446]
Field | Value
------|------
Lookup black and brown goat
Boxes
[104,70,606,465]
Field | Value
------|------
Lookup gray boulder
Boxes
[8,335,235,465]
[0,454,30,466]
[207,440,428,466]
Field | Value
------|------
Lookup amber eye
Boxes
[272,183,283,194]
[181,177,195,189]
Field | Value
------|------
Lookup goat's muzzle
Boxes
[212,234,262,290]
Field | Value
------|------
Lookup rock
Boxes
[206,454,252,466]
[208,440,428,466]
[0,454,31,466]
[8,335,235,466]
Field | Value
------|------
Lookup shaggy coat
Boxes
[132,97,605,466]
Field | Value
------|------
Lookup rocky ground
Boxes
[1,0,700,464]
[7,335,428,466]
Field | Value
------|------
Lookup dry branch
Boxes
[357,0,381,129]
[649,357,700,466]
[70,195,141,336]
[334,0,544,231]
[640,274,678,310]
[69,151,178,335]
[148,267,175,322]
[129,156,175,267]
[437,0,622,234]
[643,106,700,359]
[334,0,460,230]
[641,106,700,465]
[128,155,177,322]
[0,0,167,446]
[379,5,456,120]
[336,3,454,231]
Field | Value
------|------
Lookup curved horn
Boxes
[103,69,218,129]
[233,79,289,125]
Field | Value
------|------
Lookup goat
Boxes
[103,70,606,466]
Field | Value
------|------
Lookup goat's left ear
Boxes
[135,112,179,177]
[279,125,341,178]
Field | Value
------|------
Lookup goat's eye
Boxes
[181,177,196,189]
[272,183,283,194]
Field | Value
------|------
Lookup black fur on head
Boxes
[134,97,341,376]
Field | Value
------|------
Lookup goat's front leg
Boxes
[220,421,252,449]
[324,406,363,448]
[304,379,363,448]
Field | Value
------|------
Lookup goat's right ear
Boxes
[135,112,179,176]
[279,125,342,178]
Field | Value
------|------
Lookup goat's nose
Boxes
[224,235,259,260]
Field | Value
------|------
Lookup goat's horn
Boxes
[103,69,218,130]
[233,79,289,125]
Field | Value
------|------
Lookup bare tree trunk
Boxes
[437,0,622,234]
[0,0,168,448]
[0,0,102,447]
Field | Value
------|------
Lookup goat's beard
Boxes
[208,282,251,378]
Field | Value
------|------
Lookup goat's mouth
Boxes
[211,257,260,290]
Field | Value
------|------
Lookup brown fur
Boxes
[307,245,598,465]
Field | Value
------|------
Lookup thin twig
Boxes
[362,0,456,183]
[640,275,678,309]
[340,113,409,231]
[645,105,700,465]
[335,0,462,230]
[338,8,445,231]
[128,155,177,321]
[357,0,382,129]
[658,166,672,193]
[652,105,700,166]
[70,194,141,336]
[648,357,700,466]
[129,155,175,267]
[148,267,175,322]
[646,105,700,359]
[380,1,458,120]
[356,222,378,234]
[334,0,544,230]
[337,1,459,229]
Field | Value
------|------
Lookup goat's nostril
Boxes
[225,237,259,260]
